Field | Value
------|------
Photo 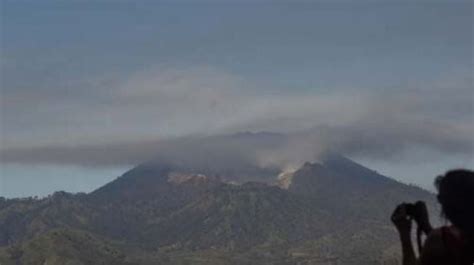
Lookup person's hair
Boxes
[435,169,474,240]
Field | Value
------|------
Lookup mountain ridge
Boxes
[0,153,436,264]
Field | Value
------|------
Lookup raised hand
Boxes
[413,201,433,234]
[391,203,412,235]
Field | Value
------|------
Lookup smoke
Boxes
[1,120,472,171]
[255,133,327,170]
[1,67,473,170]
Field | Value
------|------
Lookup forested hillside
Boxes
[0,154,437,265]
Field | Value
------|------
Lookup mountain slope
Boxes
[0,228,134,265]
[0,154,438,264]
[148,182,335,250]
[283,154,437,223]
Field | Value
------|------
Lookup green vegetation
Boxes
[0,228,133,265]
[0,155,437,264]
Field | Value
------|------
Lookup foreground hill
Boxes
[0,228,134,265]
[0,154,437,264]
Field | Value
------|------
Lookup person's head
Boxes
[435,169,474,239]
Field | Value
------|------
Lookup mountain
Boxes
[282,153,437,222]
[147,182,336,250]
[0,153,437,265]
[0,228,135,265]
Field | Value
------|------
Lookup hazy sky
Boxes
[1,1,473,197]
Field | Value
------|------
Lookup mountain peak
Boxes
[167,172,221,185]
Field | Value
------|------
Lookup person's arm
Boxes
[413,201,433,235]
[392,204,418,265]
[399,228,417,265]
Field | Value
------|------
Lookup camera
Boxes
[404,203,420,218]
[403,202,431,233]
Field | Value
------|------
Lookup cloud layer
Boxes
[1,66,473,170]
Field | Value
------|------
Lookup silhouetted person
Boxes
[391,169,474,265]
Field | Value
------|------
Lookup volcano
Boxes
[0,152,437,265]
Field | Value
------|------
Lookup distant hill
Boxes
[0,228,134,265]
[0,152,438,265]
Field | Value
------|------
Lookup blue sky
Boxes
[1,1,473,197]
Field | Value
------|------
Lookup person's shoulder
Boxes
[425,228,446,250]
[420,227,450,265]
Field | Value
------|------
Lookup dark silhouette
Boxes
[392,169,474,265]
